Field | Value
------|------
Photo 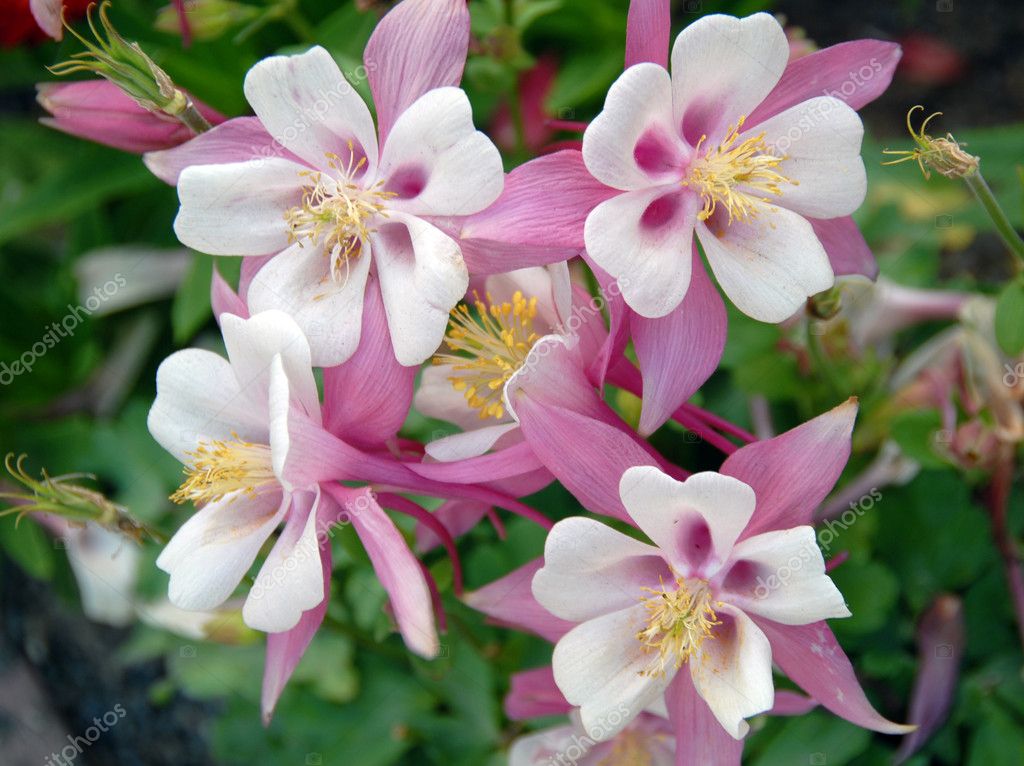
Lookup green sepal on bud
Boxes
[0,453,163,544]
[807,285,843,321]
[49,2,208,131]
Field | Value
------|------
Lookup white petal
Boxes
[584,187,698,318]
[243,46,379,172]
[723,526,851,624]
[753,96,866,219]
[533,517,668,623]
[619,468,756,578]
[372,212,468,366]
[583,63,686,190]
[174,159,305,255]
[689,605,774,739]
[221,310,320,421]
[243,491,325,632]
[148,348,267,463]
[424,422,520,461]
[508,725,581,766]
[697,202,834,323]
[379,87,503,216]
[157,491,287,611]
[64,523,140,627]
[246,242,371,368]
[552,605,671,741]
[671,13,788,147]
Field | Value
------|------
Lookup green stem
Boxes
[806,322,844,399]
[177,99,212,134]
[964,171,1024,273]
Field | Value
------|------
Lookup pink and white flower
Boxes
[158,0,503,367]
[533,466,851,740]
[582,12,867,322]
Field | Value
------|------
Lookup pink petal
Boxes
[460,150,617,254]
[260,492,331,723]
[625,0,671,68]
[364,0,470,146]
[632,245,726,436]
[328,485,439,658]
[752,618,913,734]
[722,399,858,539]
[321,277,415,449]
[413,498,489,552]
[513,395,655,523]
[747,40,903,128]
[505,666,572,720]
[211,266,249,322]
[810,216,879,279]
[144,117,303,186]
[895,595,964,764]
[666,669,745,766]
[463,558,574,643]
[771,690,819,716]
[409,440,545,484]
[29,0,62,40]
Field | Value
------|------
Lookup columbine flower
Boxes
[581,13,867,322]
[533,466,850,740]
[165,2,502,367]
[414,262,594,461]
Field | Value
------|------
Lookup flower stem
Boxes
[963,172,1024,273]
[177,99,212,134]
[987,449,1024,654]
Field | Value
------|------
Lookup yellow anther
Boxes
[635,577,721,676]
[170,433,276,505]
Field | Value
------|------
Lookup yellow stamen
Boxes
[170,433,276,505]
[283,142,395,287]
[635,577,721,676]
[684,116,796,224]
[432,290,540,420]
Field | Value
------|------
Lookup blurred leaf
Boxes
[890,409,947,470]
[0,515,56,580]
[994,278,1024,356]
[751,710,871,766]
[171,254,214,344]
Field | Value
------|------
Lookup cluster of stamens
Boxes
[684,116,796,224]
[283,143,394,287]
[433,290,540,420]
[169,432,276,505]
[635,577,721,676]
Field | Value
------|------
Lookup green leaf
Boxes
[751,710,871,766]
[994,278,1024,356]
[890,409,947,469]
[171,254,214,344]
[0,514,56,580]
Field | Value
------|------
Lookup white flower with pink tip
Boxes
[170,43,503,367]
[533,466,851,741]
[582,12,867,322]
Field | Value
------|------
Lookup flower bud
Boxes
[37,79,222,153]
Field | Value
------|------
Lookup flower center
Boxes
[598,731,655,766]
[433,290,540,420]
[635,577,720,676]
[283,144,395,285]
[683,116,796,224]
[170,433,276,505]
